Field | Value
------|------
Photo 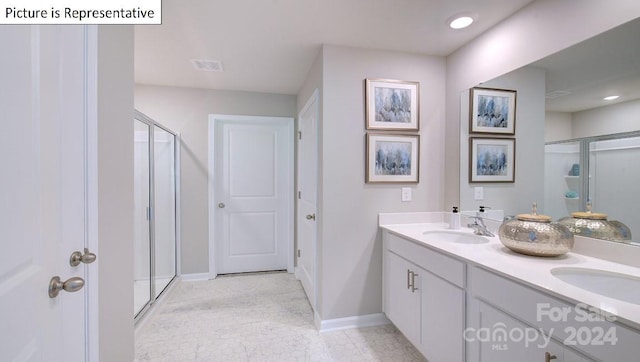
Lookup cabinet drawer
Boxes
[385,232,465,288]
[470,266,640,361]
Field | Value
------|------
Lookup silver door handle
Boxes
[411,272,419,292]
[218,203,225,208]
[306,214,315,220]
[48,276,85,298]
[70,248,97,267]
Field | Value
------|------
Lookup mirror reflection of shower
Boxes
[544,132,640,245]
[134,111,178,319]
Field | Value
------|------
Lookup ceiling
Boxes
[531,17,640,113]
[135,0,534,95]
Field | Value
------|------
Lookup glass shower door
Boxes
[153,126,177,298]
[543,141,582,220]
[589,136,640,240]
[134,111,178,321]
[134,120,151,317]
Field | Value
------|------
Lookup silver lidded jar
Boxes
[498,203,575,257]
[557,202,631,243]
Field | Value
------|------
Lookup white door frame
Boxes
[85,25,100,362]
[208,114,294,278]
[295,89,319,310]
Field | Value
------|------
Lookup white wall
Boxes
[459,66,546,217]
[318,45,445,320]
[135,85,296,273]
[572,99,640,138]
[96,25,135,362]
[445,0,640,209]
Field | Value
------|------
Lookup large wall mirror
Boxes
[459,18,640,246]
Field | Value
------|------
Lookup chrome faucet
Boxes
[467,216,495,237]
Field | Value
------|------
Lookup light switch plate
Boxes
[474,187,484,200]
[401,187,412,202]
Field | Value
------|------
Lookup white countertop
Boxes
[379,215,640,330]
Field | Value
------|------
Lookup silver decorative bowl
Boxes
[558,213,631,243]
[498,204,574,257]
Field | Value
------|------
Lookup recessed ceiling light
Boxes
[449,16,474,29]
[603,95,619,101]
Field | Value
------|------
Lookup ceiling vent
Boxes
[545,90,571,99]
[191,59,224,72]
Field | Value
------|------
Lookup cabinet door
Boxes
[563,348,596,362]
[473,300,564,362]
[420,271,465,362]
[384,250,420,346]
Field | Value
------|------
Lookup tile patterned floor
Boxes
[135,272,425,361]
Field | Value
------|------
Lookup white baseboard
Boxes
[180,273,210,282]
[315,312,390,333]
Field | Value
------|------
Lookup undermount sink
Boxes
[421,230,489,244]
[551,267,640,305]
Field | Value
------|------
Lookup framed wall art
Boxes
[469,87,516,135]
[366,133,419,183]
[365,78,419,131]
[469,137,515,183]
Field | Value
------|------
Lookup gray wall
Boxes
[545,99,640,142]
[572,99,640,138]
[459,66,546,216]
[319,45,445,320]
[135,85,297,274]
[97,26,135,361]
[444,0,640,210]
[545,111,573,142]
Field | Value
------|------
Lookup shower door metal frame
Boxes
[134,109,179,322]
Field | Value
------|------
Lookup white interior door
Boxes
[296,91,319,309]
[211,115,293,275]
[1,25,89,360]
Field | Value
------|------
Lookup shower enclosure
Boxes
[544,131,640,241]
[134,110,178,319]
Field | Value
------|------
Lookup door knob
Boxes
[70,248,97,267]
[218,203,225,208]
[306,214,316,220]
[48,276,85,298]
[545,352,557,362]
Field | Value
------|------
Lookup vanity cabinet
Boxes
[384,250,422,346]
[382,228,640,362]
[383,232,465,362]
[468,265,640,362]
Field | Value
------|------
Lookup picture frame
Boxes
[366,133,419,183]
[469,137,515,183]
[469,87,517,135]
[365,78,419,131]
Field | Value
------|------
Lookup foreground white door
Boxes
[1,26,90,361]
[296,91,319,309]
[211,115,293,275]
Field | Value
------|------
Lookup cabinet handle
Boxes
[411,272,419,292]
[544,352,557,362]
[407,270,413,289]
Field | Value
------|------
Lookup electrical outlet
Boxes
[401,187,412,202]
[474,187,484,200]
